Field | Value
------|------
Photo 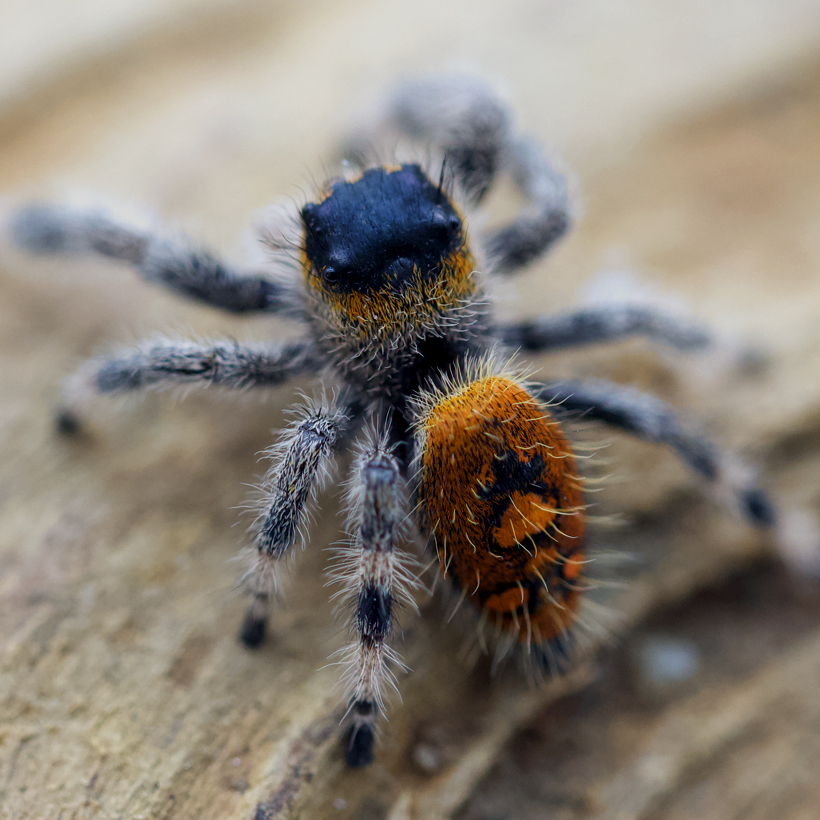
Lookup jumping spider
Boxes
[10,75,776,767]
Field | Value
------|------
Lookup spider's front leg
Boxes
[58,339,318,433]
[334,439,416,767]
[10,201,293,314]
[241,400,352,647]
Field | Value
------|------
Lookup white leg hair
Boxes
[240,398,350,647]
[499,304,711,353]
[10,201,295,314]
[57,338,319,434]
[537,379,777,530]
[330,431,419,767]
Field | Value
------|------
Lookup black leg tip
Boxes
[55,409,82,436]
[743,488,777,529]
[344,724,375,768]
[239,614,267,648]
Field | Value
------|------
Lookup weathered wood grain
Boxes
[2,2,820,819]
[459,561,820,820]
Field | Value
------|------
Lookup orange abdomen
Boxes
[417,376,586,647]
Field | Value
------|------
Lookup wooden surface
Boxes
[2,3,820,819]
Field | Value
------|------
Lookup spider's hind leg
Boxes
[537,379,777,530]
[499,304,712,354]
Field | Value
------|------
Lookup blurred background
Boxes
[2,2,820,819]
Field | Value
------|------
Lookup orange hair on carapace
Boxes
[302,246,478,342]
[416,375,586,647]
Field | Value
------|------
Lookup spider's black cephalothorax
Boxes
[10,74,780,768]
[302,164,464,294]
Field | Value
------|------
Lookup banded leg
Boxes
[335,443,410,767]
[499,304,711,353]
[241,400,351,647]
[387,74,511,202]
[368,75,571,271]
[536,379,776,529]
[59,339,318,432]
[482,133,571,273]
[10,202,291,314]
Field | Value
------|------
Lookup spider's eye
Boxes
[320,254,353,287]
[430,212,462,249]
[445,214,462,238]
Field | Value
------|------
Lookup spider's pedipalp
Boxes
[241,399,351,647]
[537,379,777,530]
[10,202,295,314]
[499,303,712,353]
[58,339,319,432]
